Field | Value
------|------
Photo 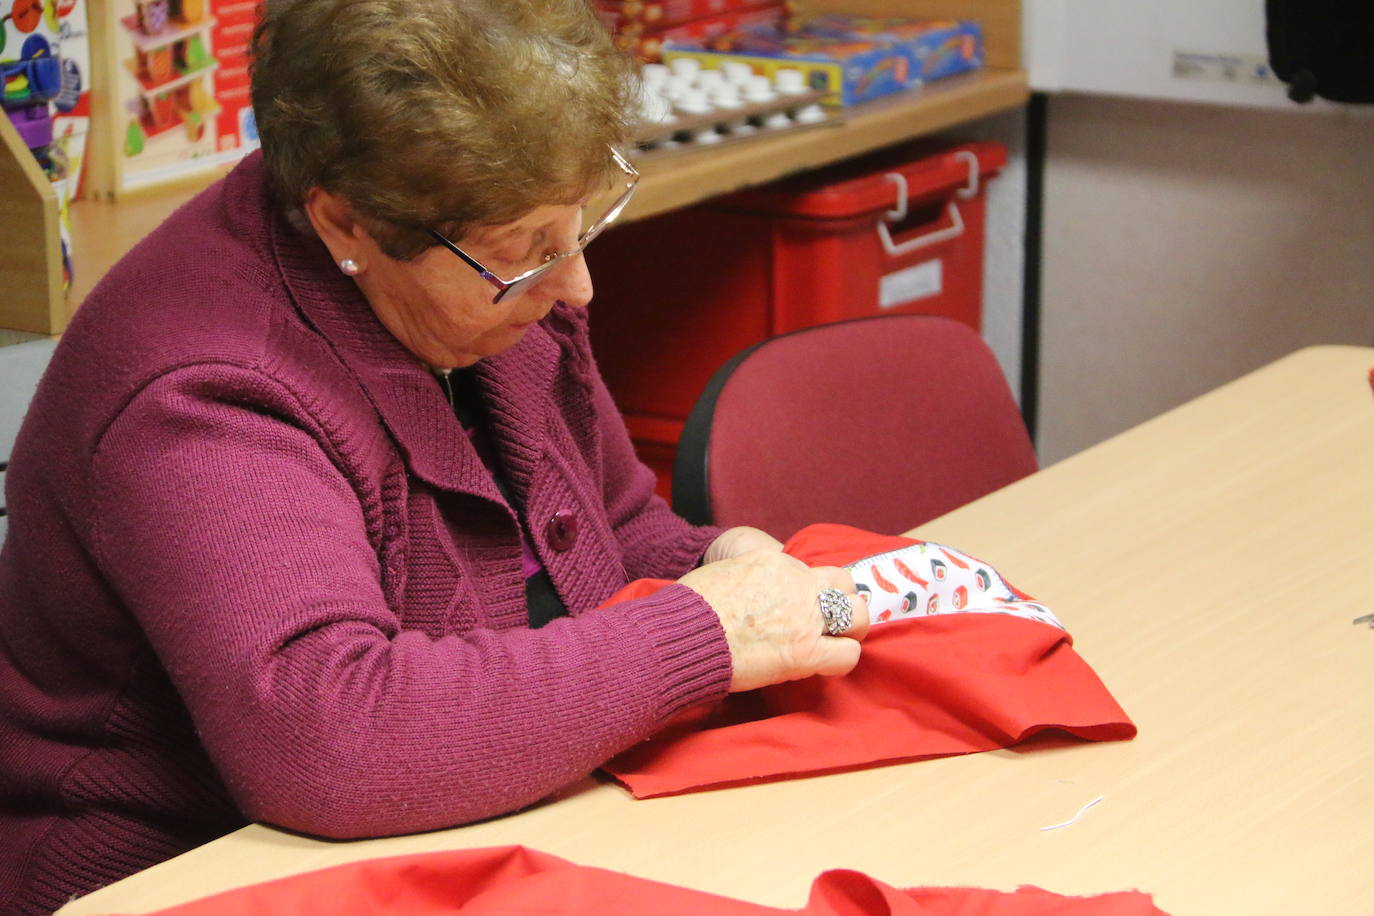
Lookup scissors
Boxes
[1353,613,1374,627]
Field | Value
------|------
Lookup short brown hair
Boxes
[251,0,636,259]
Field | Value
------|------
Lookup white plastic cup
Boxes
[742,74,777,103]
[675,87,712,116]
[694,69,726,93]
[668,57,701,79]
[762,110,792,129]
[774,67,808,95]
[662,73,695,101]
[641,63,670,89]
[639,90,676,125]
[722,61,755,85]
[794,102,827,123]
[709,83,751,135]
[708,83,743,110]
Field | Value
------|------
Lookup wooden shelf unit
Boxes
[0,112,65,336]
[3,0,1025,334]
[627,68,1026,220]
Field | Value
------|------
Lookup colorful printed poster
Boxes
[209,0,255,153]
[107,0,257,191]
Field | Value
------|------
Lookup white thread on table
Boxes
[1040,795,1104,831]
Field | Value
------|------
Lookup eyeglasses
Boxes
[427,147,639,304]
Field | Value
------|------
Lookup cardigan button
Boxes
[545,509,578,552]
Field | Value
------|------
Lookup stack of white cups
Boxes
[773,67,826,124]
[634,60,825,149]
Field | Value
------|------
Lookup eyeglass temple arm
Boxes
[611,145,637,178]
[427,229,502,283]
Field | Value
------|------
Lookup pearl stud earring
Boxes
[338,258,361,276]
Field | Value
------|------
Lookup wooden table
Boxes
[59,345,1374,915]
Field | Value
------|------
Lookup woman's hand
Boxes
[701,526,784,565]
[678,549,870,693]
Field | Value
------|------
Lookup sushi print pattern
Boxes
[847,542,1064,631]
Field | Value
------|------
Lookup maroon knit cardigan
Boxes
[0,153,731,915]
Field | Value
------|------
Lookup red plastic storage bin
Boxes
[587,140,1005,498]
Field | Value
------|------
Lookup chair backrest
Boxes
[673,315,1037,541]
[0,338,59,546]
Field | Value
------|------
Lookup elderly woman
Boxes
[0,1,869,912]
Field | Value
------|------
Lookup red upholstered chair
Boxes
[672,315,1037,540]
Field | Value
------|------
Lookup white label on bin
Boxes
[879,258,943,309]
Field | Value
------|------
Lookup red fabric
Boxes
[603,525,1135,798]
[112,846,1171,915]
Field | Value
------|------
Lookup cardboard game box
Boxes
[612,3,788,62]
[798,14,984,85]
[86,0,258,196]
[593,0,785,34]
[663,17,982,106]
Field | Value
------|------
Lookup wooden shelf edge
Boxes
[0,112,64,335]
[626,68,1030,223]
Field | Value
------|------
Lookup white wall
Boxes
[1036,93,1374,465]
[939,109,1028,406]
[1026,0,1296,109]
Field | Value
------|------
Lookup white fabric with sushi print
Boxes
[847,542,1064,631]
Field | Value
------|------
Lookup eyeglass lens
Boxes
[579,183,631,241]
[490,151,638,302]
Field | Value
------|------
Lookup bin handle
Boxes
[878,194,965,257]
[953,149,981,200]
[878,150,979,257]
[881,150,981,223]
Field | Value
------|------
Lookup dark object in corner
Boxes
[1266,0,1374,104]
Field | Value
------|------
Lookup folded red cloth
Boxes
[111,845,1171,915]
[604,524,1135,798]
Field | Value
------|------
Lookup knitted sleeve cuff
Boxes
[619,583,733,719]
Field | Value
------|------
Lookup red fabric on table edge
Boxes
[602,524,1135,799]
[100,845,1173,915]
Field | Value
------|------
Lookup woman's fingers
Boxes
[679,552,873,692]
[841,590,871,642]
[804,565,865,676]
[810,564,856,593]
[701,526,785,565]
[809,633,862,677]
[809,566,871,642]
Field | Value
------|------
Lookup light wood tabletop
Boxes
[59,345,1374,915]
